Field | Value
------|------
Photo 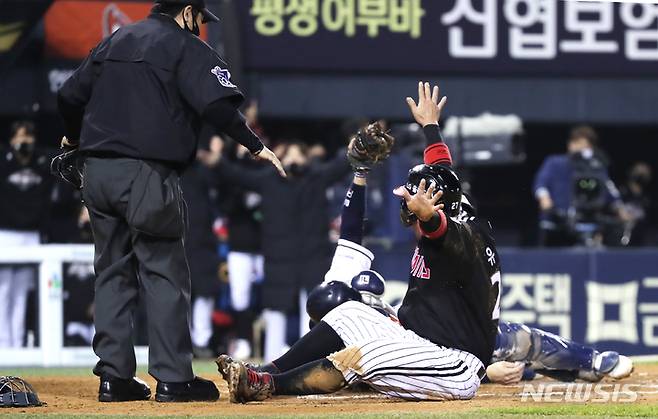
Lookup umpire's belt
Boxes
[82,151,182,177]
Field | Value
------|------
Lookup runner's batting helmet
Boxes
[306,281,362,323]
[400,164,462,225]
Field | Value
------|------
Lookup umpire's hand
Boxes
[256,146,287,177]
[197,136,286,177]
[60,136,78,148]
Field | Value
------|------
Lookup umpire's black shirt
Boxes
[58,13,261,167]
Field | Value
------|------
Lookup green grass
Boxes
[3,404,658,419]
[487,404,658,417]
[3,405,658,419]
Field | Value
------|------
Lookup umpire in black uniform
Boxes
[57,0,284,403]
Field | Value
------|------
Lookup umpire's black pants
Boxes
[82,157,194,383]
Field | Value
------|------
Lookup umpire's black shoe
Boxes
[155,376,219,402]
[98,375,151,402]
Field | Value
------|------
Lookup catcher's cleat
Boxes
[578,351,634,382]
[227,362,274,404]
[576,369,602,383]
[606,354,634,380]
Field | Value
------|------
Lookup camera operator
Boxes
[533,125,627,247]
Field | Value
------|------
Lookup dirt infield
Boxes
[3,364,658,417]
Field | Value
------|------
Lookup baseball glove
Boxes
[347,122,395,173]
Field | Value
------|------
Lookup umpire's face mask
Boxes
[183,7,201,36]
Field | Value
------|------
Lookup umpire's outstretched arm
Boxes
[202,98,285,176]
[203,99,262,155]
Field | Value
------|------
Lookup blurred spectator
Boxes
[211,138,350,361]
[214,137,265,361]
[0,120,53,347]
[48,182,92,243]
[244,100,268,144]
[533,125,627,247]
[63,263,95,346]
[183,137,223,358]
[215,100,268,360]
[308,143,327,161]
[620,162,652,246]
[77,207,93,241]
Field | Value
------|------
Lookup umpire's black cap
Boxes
[154,0,220,23]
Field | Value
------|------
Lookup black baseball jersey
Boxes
[58,13,247,166]
[397,210,501,366]
[0,149,53,231]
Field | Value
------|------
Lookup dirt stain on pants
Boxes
[328,345,364,379]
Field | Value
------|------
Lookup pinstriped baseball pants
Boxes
[323,301,483,401]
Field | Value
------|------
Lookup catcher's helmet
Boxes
[351,270,385,297]
[306,281,362,323]
[401,164,462,225]
[0,376,43,407]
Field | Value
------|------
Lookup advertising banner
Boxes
[374,246,658,356]
[236,0,658,76]
[44,0,207,60]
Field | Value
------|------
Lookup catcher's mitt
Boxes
[347,122,395,173]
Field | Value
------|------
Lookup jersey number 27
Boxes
[490,271,501,321]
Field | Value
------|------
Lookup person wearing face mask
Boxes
[210,138,351,362]
[533,125,626,247]
[56,0,286,403]
[620,162,653,246]
[0,120,53,349]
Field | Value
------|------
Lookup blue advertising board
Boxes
[372,246,658,356]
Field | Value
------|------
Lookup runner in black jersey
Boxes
[395,82,501,367]
[217,82,500,403]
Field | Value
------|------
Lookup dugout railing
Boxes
[0,245,149,367]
